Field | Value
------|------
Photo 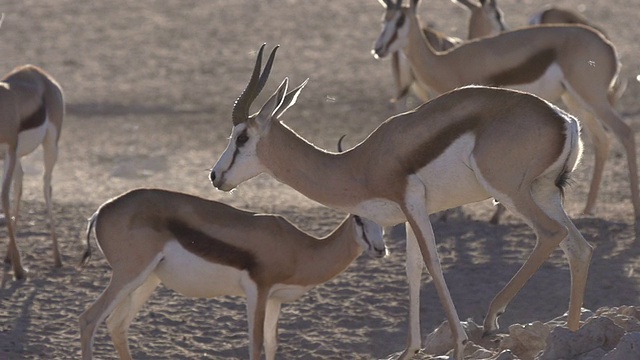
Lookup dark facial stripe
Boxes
[488,49,557,86]
[19,100,47,132]
[404,117,478,174]
[166,218,258,272]
[219,129,245,184]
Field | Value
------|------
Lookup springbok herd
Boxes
[1,0,636,359]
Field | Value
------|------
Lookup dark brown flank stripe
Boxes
[488,49,557,86]
[403,116,479,174]
[166,218,258,272]
[19,101,47,132]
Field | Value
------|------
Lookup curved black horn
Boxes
[337,135,347,153]
[232,44,279,126]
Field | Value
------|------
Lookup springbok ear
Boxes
[254,78,288,129]
[274,78,308,120]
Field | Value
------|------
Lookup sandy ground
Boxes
[1,0,639,359]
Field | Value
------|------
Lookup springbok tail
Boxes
[77,211,98,269]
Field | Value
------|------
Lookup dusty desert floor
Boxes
[1,0,640,359]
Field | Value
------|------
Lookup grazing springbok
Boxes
[78,188,386,360]
[373,0,638,238]
[1,64,64,280]
[209,44,593,359]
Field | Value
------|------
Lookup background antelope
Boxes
[0,64,64,280]
[210,44,593,360]
[373,0,639,239]
[78,188,386,360]
[454,0,627,104]
[388,24,461,109]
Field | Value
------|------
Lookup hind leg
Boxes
[483,185,569,334]
[561,93,611,216]
[2,148,26,279]
[79,254,163,360]
[106,274,160,360]
[42,128,61,267]
[557,219,593,330]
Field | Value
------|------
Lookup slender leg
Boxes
[483,188,569,334]
[106,275,160,360]
[10,160,23,228]
[403,176,467,360]
[397,223,423,360]
[534,181,593,331]
[561,93,611,216]
[79,255,162,360]
[42,127,61,267]
[245,283,268,360]
[263,299,282,360]
[488,203,506,225]
[2,148,26,279]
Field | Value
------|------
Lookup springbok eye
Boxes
[236,132,249,146]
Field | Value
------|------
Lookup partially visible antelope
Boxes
[453,0,626,103]
[210,44,593,360]
[449,0,627,225]
[389,25,461,109]
[1,64,64,280]
[373,0,638,238]
[78,188,386,360]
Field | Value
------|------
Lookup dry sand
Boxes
[1,0,639,359]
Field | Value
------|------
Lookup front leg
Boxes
[245,281,269,360]
[263,299,282,360]
[397,222,423,359]
[402,177,467,359]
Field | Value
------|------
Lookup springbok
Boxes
[78,188,386,360]
[209,44,593,359]
[389,25,461,108]
[453,0,626,104]
[1,64,64,280]
[373,0,639,238]
[453,0,608,39]
[449,0,627,225]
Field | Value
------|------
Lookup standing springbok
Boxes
[78,188,386,360]
[1,64,64,280]
[453,0,626,104]
[210,44,593,360]
[373,0,638,238]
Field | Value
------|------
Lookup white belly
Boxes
[414,133,490,213]
[348,134,492,224]
[0,121,48,159]
[155,241,248,298]
[510,63,565,102]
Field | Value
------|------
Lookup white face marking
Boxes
[211,122,267,191]
[373,9,409,58]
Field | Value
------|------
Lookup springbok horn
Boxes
[232,44,279,125]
